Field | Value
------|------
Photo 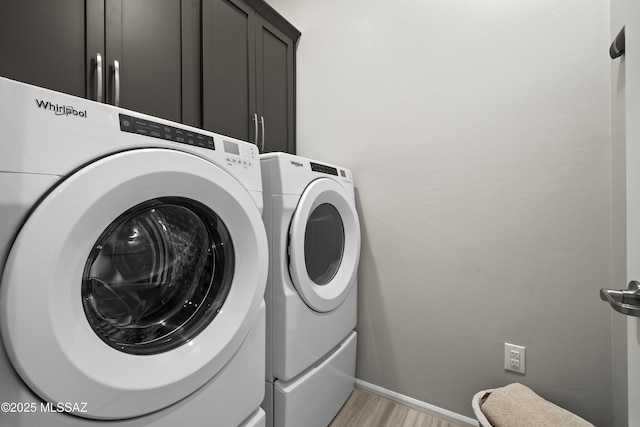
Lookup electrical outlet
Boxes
[505,343,526,374]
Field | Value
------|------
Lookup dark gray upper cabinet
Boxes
[88,0,200,124]
[0,0,297,147]
[0,1,87,98]
[101,0,184,122]
[0,0,199,124]
[256,16,295,154]
[202,0,300,154]
[202,0,256,143]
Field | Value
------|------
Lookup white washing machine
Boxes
[0,77,268,427]
[260,153,360,427]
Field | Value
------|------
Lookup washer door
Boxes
[0,149,267,420]
[288,178,360,313]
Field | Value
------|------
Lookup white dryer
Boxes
[0,77,267,427]
[260,153,360,427]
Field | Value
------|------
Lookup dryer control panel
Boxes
[310,161,351,181]
[310,162,338,176]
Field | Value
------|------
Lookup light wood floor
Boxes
[329,388,465,427]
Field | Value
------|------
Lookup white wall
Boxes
[268,0,613,424]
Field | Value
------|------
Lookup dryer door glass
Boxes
[304,203,345,286]
[81,197,234,355]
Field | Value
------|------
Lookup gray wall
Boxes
[268,0,613,424]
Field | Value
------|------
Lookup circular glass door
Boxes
[82,197,234,355]
[304,203,345,286]
[288,178,361,313]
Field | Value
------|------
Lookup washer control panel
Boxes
[223,138,257,169]
[119,114,215,150]
[119,113,258,170]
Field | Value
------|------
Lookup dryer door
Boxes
[288,178,360,313]
[0,149,267,420]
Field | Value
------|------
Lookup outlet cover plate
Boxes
[504,343,526,374]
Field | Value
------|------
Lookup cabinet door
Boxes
[202,0,257,142]
[0,0,87,98]
[256,16,295,154]
[104,0,190,123]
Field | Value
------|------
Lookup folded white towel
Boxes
[479,383,594,427]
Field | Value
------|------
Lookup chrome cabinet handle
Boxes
[253,113,259,146]
[113,60,120,107]
[96,53,103,102]
[600,281,640,316]
[259,116,265,152]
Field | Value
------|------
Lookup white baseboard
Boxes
[354,379,480,427]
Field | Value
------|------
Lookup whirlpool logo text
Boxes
[35,99,87,118]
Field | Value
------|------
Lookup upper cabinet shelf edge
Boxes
[244,0,301,42]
